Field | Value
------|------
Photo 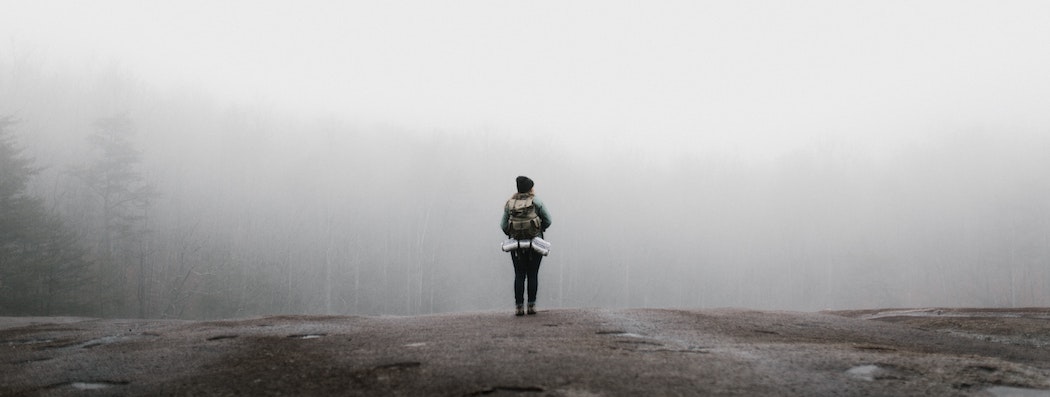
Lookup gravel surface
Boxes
[2,308,1049,396]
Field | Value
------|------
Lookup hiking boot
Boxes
[527,304,537,315]
[515,305,525,316]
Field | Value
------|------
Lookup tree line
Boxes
[2,54,1049,319]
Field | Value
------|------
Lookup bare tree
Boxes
[72,115,157,317]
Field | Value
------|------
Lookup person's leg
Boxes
[511,251,527,309]
[526,250,542,313]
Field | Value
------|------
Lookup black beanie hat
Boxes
[516,176,534,193]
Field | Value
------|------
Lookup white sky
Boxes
[3,0,1050,157]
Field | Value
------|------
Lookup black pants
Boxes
[511,249,543,306]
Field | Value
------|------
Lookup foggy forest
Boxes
[2,2,1049,320]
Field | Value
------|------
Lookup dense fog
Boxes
[2,1,1049,319]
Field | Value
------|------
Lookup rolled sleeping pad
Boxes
[502,238,551,255]
[501,239,522,252]
[530,237,551,256]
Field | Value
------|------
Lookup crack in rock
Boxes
[374,361,422,370]
[207,335,239,341]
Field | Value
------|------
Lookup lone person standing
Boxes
[501,176,552,316]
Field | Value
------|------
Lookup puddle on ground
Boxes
[78,336,129,348]
[3,338,55,346]
[864,309,1050,320]
[596,331,647,339]
[71,382,110,390]
[287,334,326,339]
[70,381,127,390]
[986,386,1050,397]
[70,333,160,349]
[942,330,1050,349]
[404,342,426,347]
[846,365,880,381]
[615,332,647,339]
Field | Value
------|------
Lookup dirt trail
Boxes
[2,308,1049,396]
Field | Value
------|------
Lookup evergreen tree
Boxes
[0,116,37,255]
[0,116,93,315]
[0,116,38,312]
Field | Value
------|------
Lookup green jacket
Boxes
[501,195,552,238]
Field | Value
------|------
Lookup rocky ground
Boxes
[2,307,1049,396]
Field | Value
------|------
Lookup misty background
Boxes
[1,1,1049,319]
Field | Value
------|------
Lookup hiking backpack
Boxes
[506,194,542,239]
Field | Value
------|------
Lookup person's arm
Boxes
[534,197,552,231]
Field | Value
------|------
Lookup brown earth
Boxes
[2,308,1049,396]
